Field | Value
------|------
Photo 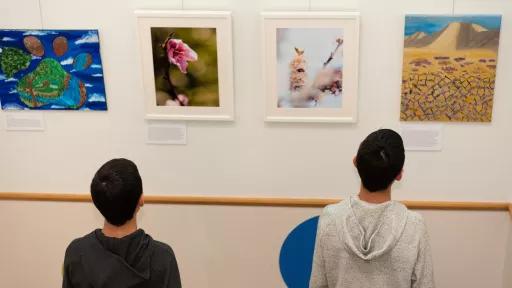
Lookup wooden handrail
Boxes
[0,192,510,214]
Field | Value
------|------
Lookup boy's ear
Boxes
[353,156,357,167]
[138,194,144,208]
[395,170,403,181]
[134,195,144,215]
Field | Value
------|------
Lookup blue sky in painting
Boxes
[405,15,502,36]
[0,29,107,110]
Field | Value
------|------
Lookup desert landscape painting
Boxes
[401,15,501,122]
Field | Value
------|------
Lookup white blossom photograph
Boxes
[277,28,344,108]
[263,12,360,122]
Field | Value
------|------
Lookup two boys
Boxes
[63,129,433,288]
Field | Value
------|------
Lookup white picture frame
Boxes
[262,12,360,123]
[136,10,234,121]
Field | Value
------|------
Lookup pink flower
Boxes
[176,94,189,106]
[164,94,189,106]
[165,38,198,74]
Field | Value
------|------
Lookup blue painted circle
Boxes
[279,216,319,288]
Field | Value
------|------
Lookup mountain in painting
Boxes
[404,22,500,51]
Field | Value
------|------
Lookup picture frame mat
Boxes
[135,10,234,121]
[262,12,360,123]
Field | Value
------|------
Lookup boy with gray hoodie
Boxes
[309,129,435,288]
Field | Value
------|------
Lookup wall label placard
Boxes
[400,124,443,151]
[146,121,187,145]
[4,112,45,131]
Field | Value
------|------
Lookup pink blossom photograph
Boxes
[150,27,219,107]
[277,28,343,108]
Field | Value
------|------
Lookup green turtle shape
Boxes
[0,47,31,78]
[13,35,92,109]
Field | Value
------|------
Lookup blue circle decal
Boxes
[279,216,319,288]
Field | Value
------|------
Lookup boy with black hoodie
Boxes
[63,158,181,288]
[309,129,435,288]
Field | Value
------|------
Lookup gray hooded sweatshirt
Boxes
[309,196,435,288]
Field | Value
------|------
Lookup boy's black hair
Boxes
[355,129,405,192]
[90,158,143,226]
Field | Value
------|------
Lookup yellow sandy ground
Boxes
[401,48,497,122]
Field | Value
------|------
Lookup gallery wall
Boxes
[0,0,511,201]
[0,1,512,288]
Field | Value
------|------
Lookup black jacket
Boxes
[63,229,181,288]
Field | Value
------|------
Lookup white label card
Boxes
[400,124,443,151]
[4,112,45,131]
[146,122,187,145]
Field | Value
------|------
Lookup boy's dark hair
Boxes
[355,129,405,192]
[90,158,143,226]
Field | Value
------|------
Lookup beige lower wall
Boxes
[504,221,512,288]
[0,201,510,288]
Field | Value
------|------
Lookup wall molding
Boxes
[0,192,510,214]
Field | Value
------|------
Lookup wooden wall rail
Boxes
[0,192,510,215]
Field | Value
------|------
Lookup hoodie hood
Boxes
[340,196,408,260]
[79,229,153,287]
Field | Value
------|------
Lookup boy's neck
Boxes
[358,185,391,204]
[102,217,138,238]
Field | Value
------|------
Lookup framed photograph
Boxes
[262,12,360,122]
[136,10,234,121]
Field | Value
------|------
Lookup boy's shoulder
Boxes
[320,199,426,224]
[147,237,179,271]
[151,239,177,258]
[405,208,425,222]
[322,199,351,217]
[64,231,97,263]
[66,231,95,249]
[317,200,349,228]
[65,231,178,264]
[404,208,427,233]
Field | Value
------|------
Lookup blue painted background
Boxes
[404,15,502,36]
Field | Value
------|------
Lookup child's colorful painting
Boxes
[150,27,219,107]
[277,28,343,108]
[0,30,107,110]
[401,15,501,122]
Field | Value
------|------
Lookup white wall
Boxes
[0,201,510,288]
[0,0,511,201]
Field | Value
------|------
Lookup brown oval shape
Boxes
[53,36,68,57]
[84,54,92,68]
[23,36,44,57]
